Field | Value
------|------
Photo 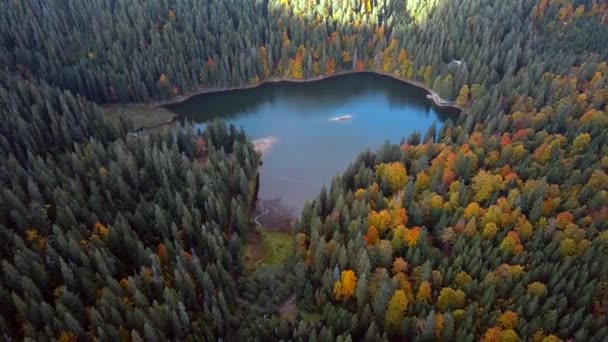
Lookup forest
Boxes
[1,0,608,341]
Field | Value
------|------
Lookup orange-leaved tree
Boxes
[497,310,519,329]
[366,225,379,246]
[157,243,169,262]
[356,59,366,72]
[392,257,408,275]
[499,231,524,256]
[404,227,421,247]
[325,57,336,76]
[416,281,432,303]
[390,207,408,227]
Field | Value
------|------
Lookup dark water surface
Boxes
[166,73,460,211]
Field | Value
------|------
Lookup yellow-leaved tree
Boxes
[385,289,408,332]
[437,287,465,312]
[333,270,357,301]
[527,282,548,297]
[472,170,505,202]
[457,85,470,107]
[368,210,392,233]
[376,162,408,194]
[571,132,591,154]
[423,65,433,85]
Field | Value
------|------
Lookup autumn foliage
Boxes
[157,243,168,262]
[376,162,408,194]
[325,57,336,76]
[93,222,109,239]
[3,0,608,340]
[404,227,421,247]
[499,231,524,256]
[498,310,519,329]
[355,59,366,72]
[366,225,379,245]
[334,270,357,301]
[385,289,408,332]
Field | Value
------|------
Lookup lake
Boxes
[166,72,460,212]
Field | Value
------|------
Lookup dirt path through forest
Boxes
[279,293,297,322]
[254,197,295,232]
[253,198,270,229]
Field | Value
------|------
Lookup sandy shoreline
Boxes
[252,136,278,155]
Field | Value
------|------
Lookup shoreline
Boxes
[107,70,464,130]
[156,70,462,110]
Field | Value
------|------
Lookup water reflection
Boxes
[165,72,460,211]
[167,73,458,121]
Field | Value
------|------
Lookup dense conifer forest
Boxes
[1,0,608,341]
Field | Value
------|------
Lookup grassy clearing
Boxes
[102,104,176,130]
[299,311,322,323]
[243,230,292,273]
[260,231,292,265]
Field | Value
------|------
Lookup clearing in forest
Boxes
[243,230,292,273]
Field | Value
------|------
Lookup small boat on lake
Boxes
[329,114,353,121]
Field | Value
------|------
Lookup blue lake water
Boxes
[166,72,460,211]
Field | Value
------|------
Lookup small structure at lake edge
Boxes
[427,93,453,106]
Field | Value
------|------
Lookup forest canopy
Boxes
[1,0,607,341]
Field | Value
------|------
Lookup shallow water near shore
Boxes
[166,73,460,212]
